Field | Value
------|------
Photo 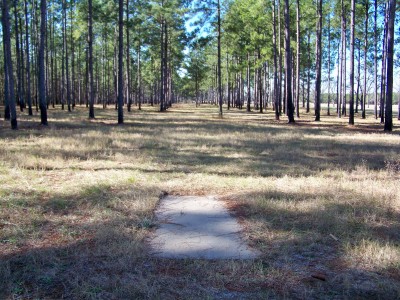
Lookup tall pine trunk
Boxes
[277,0,282,114]
[247,53,251,112]
[258,50,263,113]
[295,0,300,118]
[306,33,311,113]
[314,0,322,121]
[327,11,331,116]
[362,0,369,119]
[24,0,33,115]
[284,0,295,123]
[117,0,124,123]
[39,0,47,125]
[349,0,355,125]
[126,0,131,112]
[384,0,396,131]
[63,0,71,112]
[374,0,378,119]
[217,0,222,116]
[14,0,24,111]
[272,0,279,120]
[2,0,18,128]
[137,41,141,110]
[88,0,95,118]
[380,3,388,124]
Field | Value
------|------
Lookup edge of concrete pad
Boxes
[149,195,261,260]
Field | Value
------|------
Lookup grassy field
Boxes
[0,104,399,299]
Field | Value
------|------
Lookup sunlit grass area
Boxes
[0,103,399,298]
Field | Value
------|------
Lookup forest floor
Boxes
[0,103,399,299]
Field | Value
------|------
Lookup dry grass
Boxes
[0,103,399,299]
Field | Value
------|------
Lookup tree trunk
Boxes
[19,17,26,109]
[217,0,222,116]
[277,0,282,115]
[296,0,300,118]
[2,0,18,128]
[14,0,24,112]
[380,3,388,124]
[315,0,322,121]
[362,0,369,119]
[272,3,279,116]
[126,0,131,112]
[341,3,347,117]
[227,53,230,110]
[247,53,251,112]
[349,0,355,125]
[327,11,331,116]
[163,22,168,108]
[63,0,71,112]
[339,0,345,118]
[117,0,124,123]
[306,32,311,113]
[3,39,10,120]
[88,0,95,118]
[24,0,33,115]
[336,41,340,113]
[39,0,47,125]
[51,15,56,107]
[160,20,164,110]
[374,0,378,119]
[384,0,395,131]
[137,41,142,110]
[356,41,360,114]
[284,0,295,123]
[70,0,75,108]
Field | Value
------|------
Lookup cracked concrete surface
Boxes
[150,195,259,259]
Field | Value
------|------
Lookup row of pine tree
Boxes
[1,0,398,130]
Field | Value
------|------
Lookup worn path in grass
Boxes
[150,195,259,259]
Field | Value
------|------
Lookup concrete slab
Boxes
[150,195,259,259]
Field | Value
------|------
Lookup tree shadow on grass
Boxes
[0,223,150,299]
[223,189,400,298]
[1,186,399,299]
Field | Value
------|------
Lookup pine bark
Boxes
[362,0,369,119]
[307,33,311,113]
[2,0,17,128]
[380,3,388,124]
[349,0,355,125]
[314,0,322,121]
[374,0,378,119]
[296,0,300,118]
[117,0,124,123]
[24,0,33,115]
[284,0,295,123]
[126,0,131,112]
[277,0,282,114]
[63,0,71,112]
[39,0,47,125]
[384,0,396,131]
[247,53,251,112]
[88,0,95,118]
[272,0,279,120]
[327,12,331,116]
[14,0,24,111]
[258,50,262,113]
[217,0,223,116]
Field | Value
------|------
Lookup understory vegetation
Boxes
[0,104,399,299]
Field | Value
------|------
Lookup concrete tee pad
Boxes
[150,195,259,259]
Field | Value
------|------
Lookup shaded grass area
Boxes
[0,104,399,299]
